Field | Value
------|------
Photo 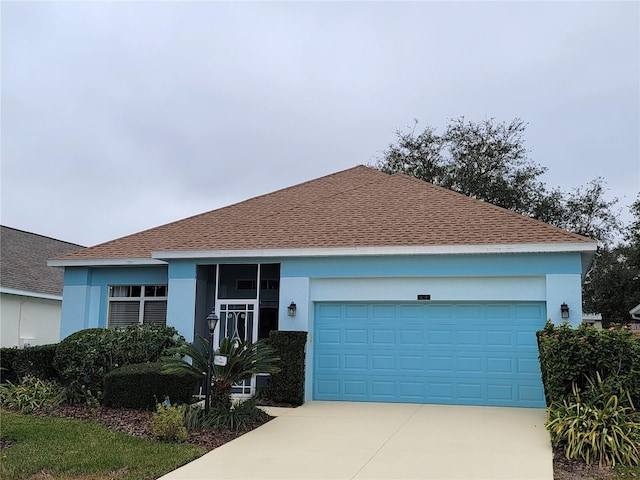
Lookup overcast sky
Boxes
[2,1,638,247]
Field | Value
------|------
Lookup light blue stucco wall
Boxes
[60,252,585,345]
[166,261,198,342]
[60,251,587,403]
[60,266,168,340]
[280,253,582,278]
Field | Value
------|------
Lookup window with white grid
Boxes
[107,285,167,328]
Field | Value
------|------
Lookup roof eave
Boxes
[152,242,598,260]
[0,287,63,301]
[47,258,168,268]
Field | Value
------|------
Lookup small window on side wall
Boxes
[107,284,167,328]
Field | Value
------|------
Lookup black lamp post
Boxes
[204,310,219,416]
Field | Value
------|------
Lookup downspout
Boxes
[17,298,27,347]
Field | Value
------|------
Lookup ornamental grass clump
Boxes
[0,376,64,414]
[546,374,640,467]
[207,398,270,431]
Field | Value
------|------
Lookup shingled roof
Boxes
[1,226,84,296]
[56,166,594,262]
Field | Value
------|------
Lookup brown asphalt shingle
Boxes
[57,166,594,261]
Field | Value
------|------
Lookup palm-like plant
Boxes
[163,336,280,409]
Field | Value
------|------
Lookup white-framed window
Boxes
[107,285,168,328]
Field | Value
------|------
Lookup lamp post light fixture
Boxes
[560,303,570,320]
[204,310,219,416]
[287,301,297,317]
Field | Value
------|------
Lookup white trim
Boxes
[0,287,62,301]
[153,242,597,260]
[47,258,167,267]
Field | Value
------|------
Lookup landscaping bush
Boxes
[162,335,280,409]
[260,331,307,405]
[12,344,59,381]
[207,397,270,431]
[102,362,200,410]
[54,325,185,402]
[181,403,208,432]
[547,375,640,467]
[151,403,188,442]
[0,348,21,384]
[0,376,64,414]
[537,322,640,406]
[1,345,58,384]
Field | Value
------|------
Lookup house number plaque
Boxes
[213,355,228,367]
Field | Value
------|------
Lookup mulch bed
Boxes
[3,404,269,452]
[552,450,616,480]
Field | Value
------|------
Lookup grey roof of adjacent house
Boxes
[1,226,84,297]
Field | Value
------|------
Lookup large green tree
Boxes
[374,117,621,244]
[583,196,640,324]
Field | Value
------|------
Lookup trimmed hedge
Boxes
[537,322,640,407]
[262,331,307,405]
[53,325,184,399]
[0,345,58,384]
[0,348,21,384]
[103,362,200,410]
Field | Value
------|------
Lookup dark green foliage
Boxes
[102,362,200,410]
[13,344,58,381]
[261,331,307,405]
[53,325,185,401]
[0,345,58,384]
[207,398,270,431]
[162,335,280,409]
[374,117,621,244]
[537,322,640,407]
[583,195,640,325]
[0,348,21,384]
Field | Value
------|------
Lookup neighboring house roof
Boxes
[1,226,84,297]
[53,166,596,264]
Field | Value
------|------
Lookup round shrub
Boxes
[103,362,200,410]
[53,325,185,403]
[54,328,117,400]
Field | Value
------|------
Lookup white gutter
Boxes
[152,242,597,260]
[0,287,62,301]
[47,258,167,267]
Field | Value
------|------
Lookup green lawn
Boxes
[0,411,204,480]
[614,465,640,480]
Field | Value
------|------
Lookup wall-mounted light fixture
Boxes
[287,302,297,317]
[560,303,570,319]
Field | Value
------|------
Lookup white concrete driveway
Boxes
[158,401,553,480]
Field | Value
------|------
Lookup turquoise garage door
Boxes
[314,302,546,407]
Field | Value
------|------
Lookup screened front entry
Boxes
[195,263,280,396]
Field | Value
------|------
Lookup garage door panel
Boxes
[314,302,546,407]
[344,329,367,344]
